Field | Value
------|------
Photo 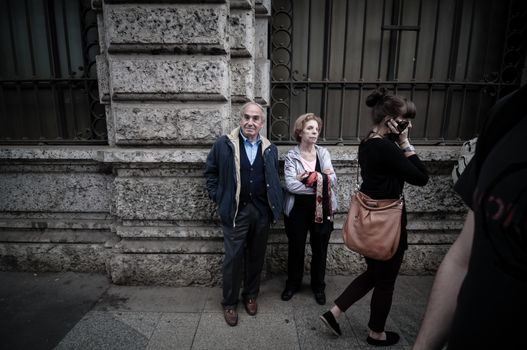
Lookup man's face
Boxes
[239,104,264,141]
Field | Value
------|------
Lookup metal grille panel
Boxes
[270,0,527,144]
[0,0,106,144]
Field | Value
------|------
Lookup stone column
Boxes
[95,0,270,285]
[97,0,233,285]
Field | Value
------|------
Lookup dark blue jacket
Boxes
[204,127,283,227]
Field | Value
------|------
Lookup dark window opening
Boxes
[0,0,107,144]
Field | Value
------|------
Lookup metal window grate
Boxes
[0,0,106,144]
[270,0,527,145]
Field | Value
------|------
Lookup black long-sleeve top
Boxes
[358,137,429,251]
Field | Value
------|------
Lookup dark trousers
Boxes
[221,203,269,309]
[334,249,404,332]
[284,195,333,293]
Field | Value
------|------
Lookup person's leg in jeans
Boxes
[242,204,270,300]
[334,265,375,311]
[309,220,333,293]
[284,205,310,291]
[221,205,251,309]
[367,249,405,332]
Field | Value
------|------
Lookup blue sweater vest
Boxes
[239,138,268,211]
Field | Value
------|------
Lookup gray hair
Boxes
[239,102,265,121]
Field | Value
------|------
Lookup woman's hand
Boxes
[296,172,309,181]
[322,169,334,175]
[398,122,411,145]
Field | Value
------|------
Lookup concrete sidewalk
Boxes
[0,271,433,350]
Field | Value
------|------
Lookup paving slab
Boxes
[146,313,201,350]
[55,311,160,350]
[0,271,109,350]
[2,272,435,350]
[192,312,299,350]
[94,285,212,313]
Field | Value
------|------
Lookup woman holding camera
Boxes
[319,88,428,346]
[281,113,337,305]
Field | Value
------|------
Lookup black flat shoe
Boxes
[314,291,326,305]
[366,331,400,346]
[281,288,296,301]
[319,311,342,336]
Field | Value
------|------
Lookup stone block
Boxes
[254,59,270,105]
[97,13,106,54]
[104,4,227,54]
[95,148,209,164]
[96,55,110,103]
[0,173,112,213]
[255,0,271,15]
[105,105,116,146]
[255,17,268,58]
[0,243,110,272]
[116,225,222,239]
[405,175,466,212]
[402,244,450,274]
[229,0,253,9]
[115,239,223,254]
[229,9,255,57]
[230,59,254,102]
[108,56,229,100]
[103,0,227,3]
[114,176,215,220]
[108,253,223,286]
[111,103,226,145]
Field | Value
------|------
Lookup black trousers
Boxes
[334,249,404,332]
[221,203,270,309]
[284,195,333,293]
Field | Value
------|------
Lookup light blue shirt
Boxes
[240,131,261,165]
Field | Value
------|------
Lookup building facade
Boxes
[1,0,525,285]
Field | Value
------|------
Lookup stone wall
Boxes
[0,145,466,285]
[0,0,468,286]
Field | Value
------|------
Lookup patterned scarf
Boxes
[302,172,333,223]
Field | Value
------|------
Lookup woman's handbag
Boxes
[342,191,403,261]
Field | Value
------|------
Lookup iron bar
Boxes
[411,0,423,81]
[359,0,368,79]
[7,0,19,77]
[24,0,36,76]
[320,0,333,141]
[338,0,351,141]
[441,0,464,140]
[386,0,401,80]
[428,0,441,80]
[377,0,387,80]
[61,0,73,77]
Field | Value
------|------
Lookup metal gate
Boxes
[270,0,526,144]
[0,0,106,144]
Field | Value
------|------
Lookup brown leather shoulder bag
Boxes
[342,191,403,261]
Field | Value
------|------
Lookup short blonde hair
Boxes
[293,113,323,142]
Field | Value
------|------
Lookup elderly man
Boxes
[204,102,283,326]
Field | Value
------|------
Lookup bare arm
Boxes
[413,210,475,350]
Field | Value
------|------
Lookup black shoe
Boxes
[314,291,326,305]
[319,311,342,336]
[366,331,400,346]
[281,288,296,301]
